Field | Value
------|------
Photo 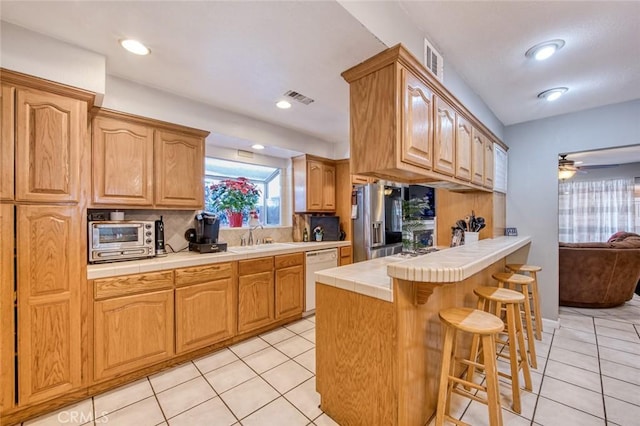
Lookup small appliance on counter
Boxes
[155,215,167,257]
[88,219,156,263]
[188,212,227,253]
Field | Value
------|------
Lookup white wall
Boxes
[0,22,106,98]
[337,0,504,141]
[505,99,640,320]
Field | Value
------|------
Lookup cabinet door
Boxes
[16,205,84,404]
[94,290,174,381]
[15,88,86,203]
[237,271,274,333]
[433,97,456,176]
[1,85,14,201]
[483,140,494,189]
[92,117,154,206]
[175,279,236,354]
[455,115,472,181]
[0,204,14,410]
[471,128,485,186]
[339,245,353,266]
[322,164,336,210]
[401,68,434,170]
[154,130,204,208]
[275,265,303,320]
[306,160,323,211]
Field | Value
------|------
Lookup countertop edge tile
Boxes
[87,241,350,279]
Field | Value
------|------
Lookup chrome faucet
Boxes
[247,224,264,246]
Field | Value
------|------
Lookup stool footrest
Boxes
[452,387,488,405]
[449,375,484,391]
[444,414,472,426]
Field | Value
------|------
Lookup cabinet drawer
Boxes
[275,253,303,269]
[94,270,174,300]
[238,257,274,276]
[175,262,233,287]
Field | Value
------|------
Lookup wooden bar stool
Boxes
[436,307,504,426]
[468,287,533,414]
[492,272,538,369]
[506,264,543,340]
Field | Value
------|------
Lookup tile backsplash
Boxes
[89,209,293,252]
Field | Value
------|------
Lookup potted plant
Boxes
[313,226,324,242]
[208,177,261,227]
[402,197,431,253]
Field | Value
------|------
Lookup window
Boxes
[204,157,281,226]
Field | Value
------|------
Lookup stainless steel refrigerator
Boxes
[352,183,403,262]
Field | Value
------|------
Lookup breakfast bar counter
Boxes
[315,236,531,426]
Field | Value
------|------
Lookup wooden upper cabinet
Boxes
[92,116,154,206]
[471,128,485,186]
[15,87,87,203]
[483,140,495,189]
[16,205,84,404]
[342,44,503,191]
[401,68,434,170]
[293,155,336,213]
[433,96,456,176]
[306,160,323,211]
[1,85,15,201]
[455,114,472,182]
[322,163,336,210]
[90,108,208,209]
[154,129,204,208]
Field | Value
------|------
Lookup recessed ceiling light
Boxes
[276,100,292,109]
[251,144,265,150]
[525,39,565,61]
[538,87,568,101]
[119,39,150,55]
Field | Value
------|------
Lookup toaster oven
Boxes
[88,221,156,263]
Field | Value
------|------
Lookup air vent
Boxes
[284,90,315,105]
[424,38,444,82]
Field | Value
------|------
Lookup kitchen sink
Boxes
[227,243,296,253]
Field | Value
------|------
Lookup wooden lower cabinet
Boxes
[93,289,174,381]
[339,246,353,266]
[16,205,85,405]
[237,271,275,334]
[275,253,304,320]
[175,278,236,354]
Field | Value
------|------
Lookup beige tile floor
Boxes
[23,295,640,425]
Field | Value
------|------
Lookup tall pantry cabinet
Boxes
[0,70,94,415]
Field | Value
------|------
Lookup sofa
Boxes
[559,233,640,308]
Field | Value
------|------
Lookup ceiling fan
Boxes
[558,154,619,179]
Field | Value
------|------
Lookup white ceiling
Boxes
[1,1,639,161]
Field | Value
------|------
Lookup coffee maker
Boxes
[188,212,227,253]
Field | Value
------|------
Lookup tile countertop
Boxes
[315,236,531,303]
[87,240,351,280]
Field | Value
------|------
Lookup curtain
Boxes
[559,178,635,242]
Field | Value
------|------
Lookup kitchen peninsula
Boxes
[315,236,531,426]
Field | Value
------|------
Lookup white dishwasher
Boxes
[305,248,338,313]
